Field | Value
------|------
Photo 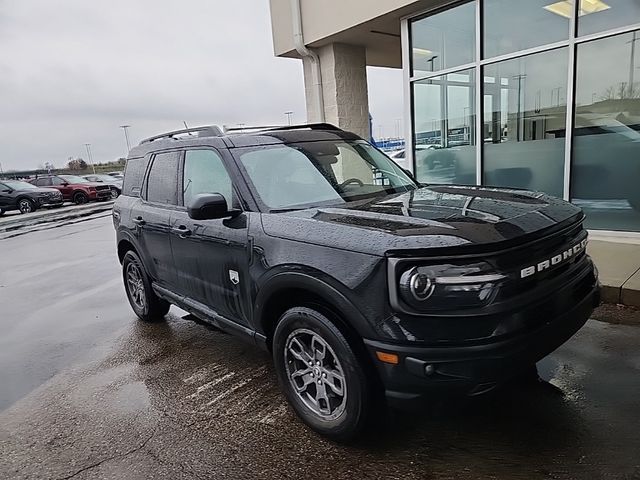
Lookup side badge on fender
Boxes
[229,270,240,285]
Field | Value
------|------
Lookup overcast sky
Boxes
[0,0,402,171]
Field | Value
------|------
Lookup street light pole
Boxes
[284,111,293,126]
[120,125,132,152]
[84,143,96,174]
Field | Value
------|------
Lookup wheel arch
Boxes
[256,272,375,350]
[117,233,141,265]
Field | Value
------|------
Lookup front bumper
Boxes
[90,190,112,200]
[365,283,599,409]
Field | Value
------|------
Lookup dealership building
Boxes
[269,0,640,234]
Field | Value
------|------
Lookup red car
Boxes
[30,174,112,204]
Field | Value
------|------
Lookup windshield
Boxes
[92,175,117,182]
[2,180,38,190]
[238,140,417,210]
[60,175,90,184]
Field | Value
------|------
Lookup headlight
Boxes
[396,262,506,312]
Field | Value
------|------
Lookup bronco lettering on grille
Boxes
[520,238,588,279]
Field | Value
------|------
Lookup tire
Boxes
[122,250,170,322]
[110,187,121,199]
[73,192,88,205]
[272,307,372,441]
[17,198,36,214]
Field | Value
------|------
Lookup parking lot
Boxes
[1,212,639,479]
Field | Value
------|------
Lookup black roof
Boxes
[128,124,362,158]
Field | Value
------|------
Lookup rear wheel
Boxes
[110,187,120,199]
[18,198,36,214]
[73,192,88,205]
[273,307,373,441]
[122,250,170,322]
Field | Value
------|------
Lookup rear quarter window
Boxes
[122,157,146,197]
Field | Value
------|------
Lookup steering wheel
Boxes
[339,178,364,189]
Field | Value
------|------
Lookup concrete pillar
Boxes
[302,43,370,139]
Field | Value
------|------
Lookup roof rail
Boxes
[224,123,342,134]
[139,125,224,145]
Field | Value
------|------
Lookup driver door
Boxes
[169,148,251,327]
[51,176,73,200]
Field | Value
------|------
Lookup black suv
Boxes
[0,179,64,215]
[113,124,599,440]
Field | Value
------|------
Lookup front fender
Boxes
[253,268,377,340]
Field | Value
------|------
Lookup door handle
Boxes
[133,216,145,226]
[172,225,192,238]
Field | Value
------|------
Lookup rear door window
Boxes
[36,177,52,186]
[146,152,179,205]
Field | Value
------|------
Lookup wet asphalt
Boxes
[1,214,640,479]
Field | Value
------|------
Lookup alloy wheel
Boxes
[18,199,33,214]
[284,328,347,420]
[126,262,147,311]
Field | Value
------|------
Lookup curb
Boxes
[0,202,114,234]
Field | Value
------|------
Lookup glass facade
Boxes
[408,0,640,232]
[572,31,640,231]
[413,69,477,184]
[410,1,476,77]
[483,48,568,197]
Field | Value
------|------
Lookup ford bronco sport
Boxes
[113,124,599,441]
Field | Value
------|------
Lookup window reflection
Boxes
[577,0,640,36]
[482,48,568,197]
[413,68,477,185]
[410,1,476,77]
[484,0,572,58]
[572,32,640,231]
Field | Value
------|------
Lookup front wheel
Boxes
[18,198,36,214]
[122,250,170,322]
[273,307,373,441]
[110,187,120,199]
[73,192,88,205]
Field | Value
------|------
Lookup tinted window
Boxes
[410,1,476,76]
[146,152,179,204]
[36,177,52,186]
[183,150,233,208]
[484,0,571,58]
[122,157,147,197]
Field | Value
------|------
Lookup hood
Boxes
[260,185,583,256]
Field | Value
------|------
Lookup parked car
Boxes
[30,174,112,204]
[107,171,124,180]
[113,123,599,441]
[0,179,64,214]
[83,174,123,198]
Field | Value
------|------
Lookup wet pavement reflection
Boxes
[1,215,639,479]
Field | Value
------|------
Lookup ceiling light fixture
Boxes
[544,0,610,19]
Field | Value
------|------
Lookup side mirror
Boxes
[62,182,69,186]
[2,189,12,193]
[187,193,240,220]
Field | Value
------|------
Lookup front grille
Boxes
[490,220,590,305]
[95,185,110,191]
